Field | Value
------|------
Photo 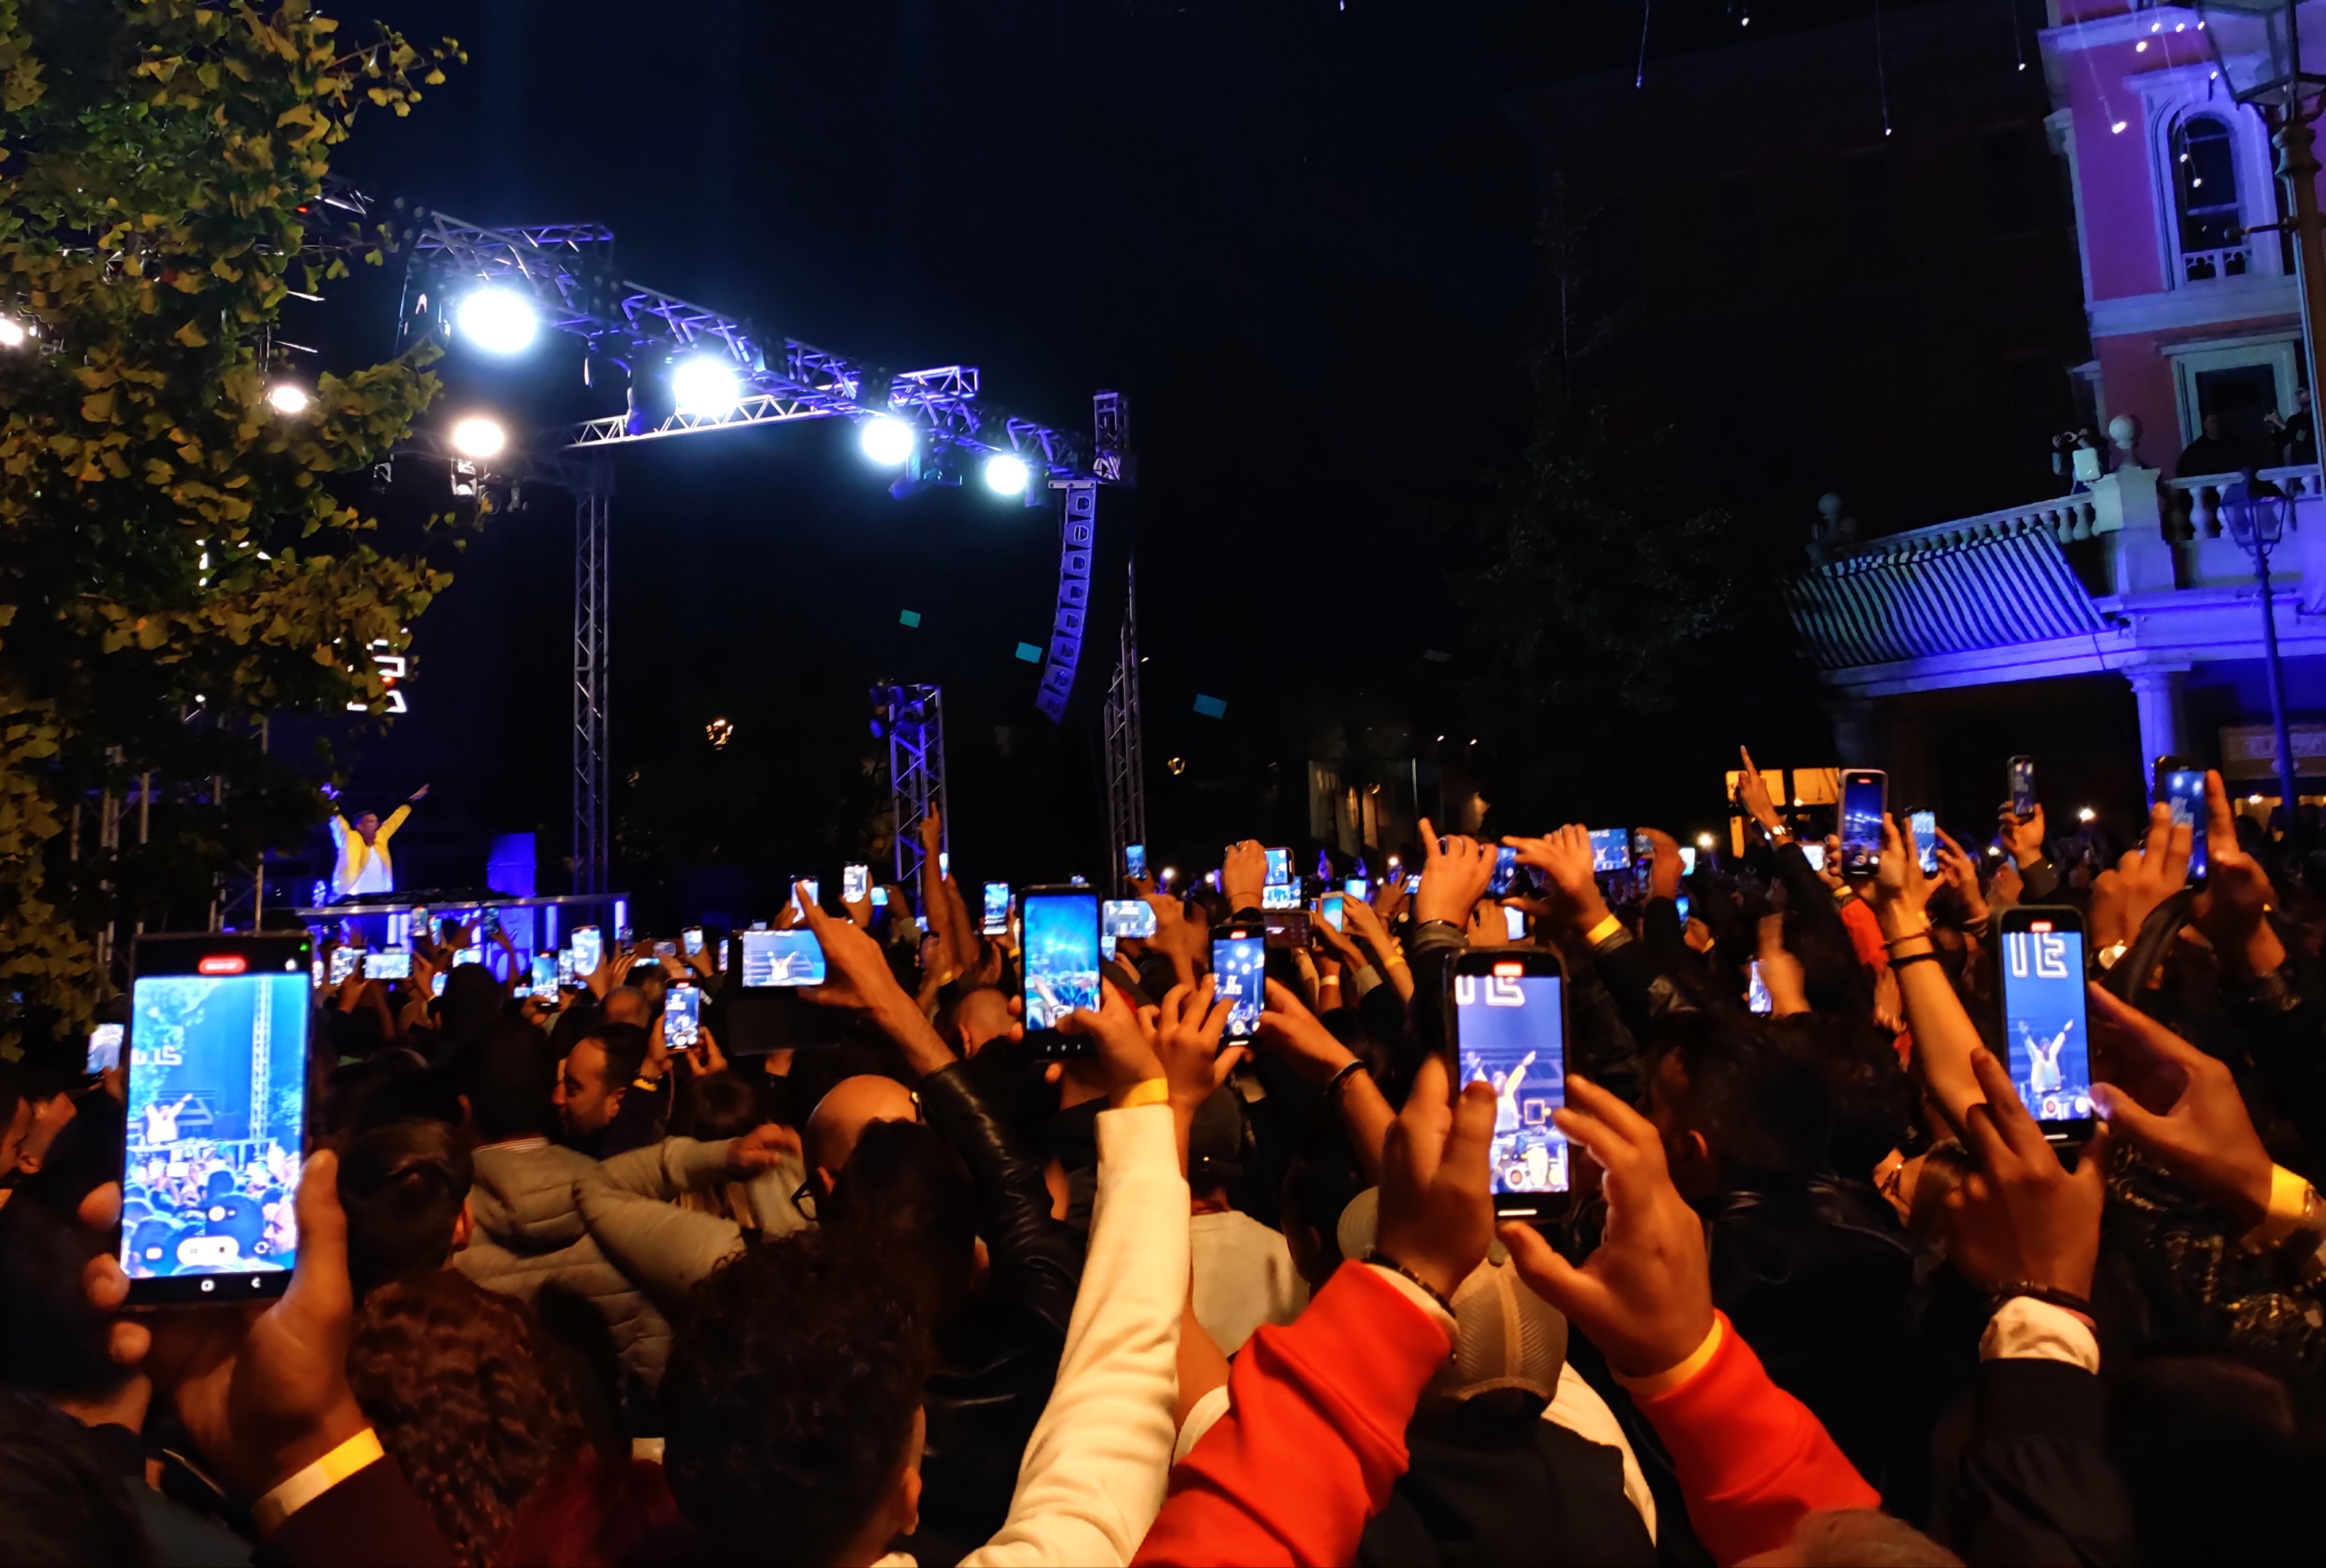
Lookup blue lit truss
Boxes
[400,211,1090,474]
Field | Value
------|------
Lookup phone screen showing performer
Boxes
[664,985,701,1049]
[1453,953,1569,1206]
[738,929,825,988]
[1999,909,2094,1142]
[1211,930,1264,1041]
[1021,890,1101,1047]
[121,937,311,1305]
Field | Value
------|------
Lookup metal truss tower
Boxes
[879,684,949,892]
[1103,561,1146,884]
[573,481,612,896]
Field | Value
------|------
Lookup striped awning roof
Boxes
[1786,527,2107,671]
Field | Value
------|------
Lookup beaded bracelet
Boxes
[1363,1247,1455,1317]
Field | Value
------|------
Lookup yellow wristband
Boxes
[1112,1077,1170,1110]
[2241,1165,2324,1253]
[1583,913,1625,947]
[251,1427,384,1535]
[1609,1314,1724,1399]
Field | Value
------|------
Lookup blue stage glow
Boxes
[860,416,916,466]
[983,452,1031,495]
[455,288,540,355]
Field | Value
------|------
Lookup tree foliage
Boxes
[0,1,462,1057]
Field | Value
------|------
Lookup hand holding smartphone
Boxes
[1451,949,1569,1215]
[1839,769,1887,875]
[1998,907,2095,1142]
[1211,927,1266,1041]
[1022,888,1102,1057]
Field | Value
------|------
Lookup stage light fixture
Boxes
[983,451,1031,495]
[266,383,311,415]
[672,355,743,417]
[450,415,508,459]
[0,319,25,347]
[860,415,916,466]
[455,288,540,355]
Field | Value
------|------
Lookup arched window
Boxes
[2174,113,2248,281]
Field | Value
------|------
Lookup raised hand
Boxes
[2197,769,2285,979]
[2111,803,2189,946]
[2000,801,2047,868]
[1866,815,1931,920]
[2089,984,2274,1230]
[1938,1047,2111,1300]
[726,1121,804,1177]
[1257,977,1357,1085]
[1735,746,1781,834]
[798,888,954,1076]
[1373,1054,1498,1303]
[1154,975,1244,1113]
[1058,979,1168,1105]
[1505,824,1612,935]
[1934,827,1990,925]
[1639,826,1683,903]
[1499,1075,1714,1379]
[1221,840,1269,913]
[1415,818,1497,928]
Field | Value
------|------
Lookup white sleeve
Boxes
[957,1101,1188,1568]
[1979,1295,2100,1373]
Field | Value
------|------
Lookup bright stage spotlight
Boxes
[982,451,1031,496]
[0,319,25,348]
[450,415,508,460]
[672,355,743,417]
[266,383,311,416]
[455,288,540,355]
[860,415,916,466]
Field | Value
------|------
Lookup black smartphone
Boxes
[1587,829,1631,874]
[982,882,1011,936]
[2008,755,2037,820]
[478,906,500,939]
[1451,947,1570,1217]
[682,926,704,956]
[1839,768,1887,875]
[664,984,701,1050]
[1124,843,1147,882]
[1264,909,1311,948]
[1212,926,1266,1041]
[1487,843,1520,897]
[2155,756,2208,882]
[122,933,313,1305]
[1022,885,1103,1058]
[1997,906,2096,1143]
[734,929,826,988]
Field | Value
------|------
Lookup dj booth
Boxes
[290,890,633,963]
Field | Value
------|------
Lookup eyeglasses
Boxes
[786,1093,924,1223]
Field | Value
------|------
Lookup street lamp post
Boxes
[2221,470,2303,823]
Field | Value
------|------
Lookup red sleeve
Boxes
[1132,1261,1450,1568]
[1841,897,1889,972]
[1629,1313,1880,1567]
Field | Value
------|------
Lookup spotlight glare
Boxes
[2077,807,2096,822]
[672,356,743,417]
[454,288,540,355]
[983,451,1032,495]
[859,415,916,466]
[266,382,311,416]
[449,415,508,460]
[1697,833,1716,850]
[0,319,24,347]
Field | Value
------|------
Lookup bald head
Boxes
[804,1075,917,1191]
[951,987,1015,1059]
[603,986,651,1027]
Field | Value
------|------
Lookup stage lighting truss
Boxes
[401,211,1094,481]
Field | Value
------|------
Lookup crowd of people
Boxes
[1,756,2323,1567]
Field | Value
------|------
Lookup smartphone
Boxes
[557,949,575,990]
[2156,757,2208,882]
[1800,842,1827,872]
[1998,907,2095,1143]
[478,907,500,939]
[982,882,1011,936]
[1587,829,1631,874]
[1909,809,1939,877]
[1124,843,1147,881]
[1487,844,1521,896]
[1265,910,1312,948]
[664,984,701,1050]
[1676,893,1692,923]
[1021,887,1102,1057]
[1404,873,1421,894]
[530,954,558,1000]
[871,886,890,908]
[1451,948,1569,1215]
[843,863,870,905]
[454,946,482,968]
[1344,877,1369,902]
[1320,891,1345,931]
[327,947,360,986]
[121,934,312,1304]
[2009,755,2037,820]
[617,924,634,945]
[1264,848,1291,888]
[363,950,411,981]
[1503,905,1527,941]
[938,850,950,877]
[1839,769,1887,875]
[86,1022,124,1075]
[1261,882,1300,910]
[737,928,827,987]
[1678,846,1697,876]
[571,925,602,978]
[682,926,704,956]
[790,879,821,918]
[1747,959,1773,1014]
[1103,899,1158,940]
[1211,926,1266,1042]
[429,971,447,997]
[309,955,325,988]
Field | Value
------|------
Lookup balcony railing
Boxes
[1813,495,2101,568]
[2167,465,2326,537]
[2182,244,2253,282]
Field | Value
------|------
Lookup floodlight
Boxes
[0,319,24,347]
[455,288,540,355]
[860,416,916,466]
[983,452,1031,495]
[672,356,743,417]
[449,416,508,460]
[266,383,311,415]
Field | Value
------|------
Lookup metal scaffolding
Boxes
[879,684,949,892]
[1103,561,1146,884]
[572,480,612,896]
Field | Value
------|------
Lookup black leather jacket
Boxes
[903,1061,1086,1567]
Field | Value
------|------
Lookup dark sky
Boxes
[297,0,1970,916]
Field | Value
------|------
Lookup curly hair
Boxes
[662,1227,935,1563]
[346,1271,587,1567]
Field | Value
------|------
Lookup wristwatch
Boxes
[2094,940,2130,971]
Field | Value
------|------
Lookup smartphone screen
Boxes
[1211,930,1265,1041]
[1261,882,1300,910]
[843,863,870,904]
[454,946,483,968]
[1124,843,1147,881]
[430,972,447,997]
[309,955,325,989]
[571,926,602,978]
[1103,899,1158,939]
[1022,890,1102,1044]
[1264,910,1312,948]
[2009,755,2037,819]
[2000,911,2094,1140]
[122,937,311,1303]
[1453,954,1569,1204]
[1678,846,1697,876]
[1676,893,1692,923]
[363,950,411,981]
[1264,848,1291,888]
[1910,810,1939,877]
[557,950,575,990]
[1404,873,1421,894]
[1800,842,1827,872]
[328,947,360,986]
[1587,829,1631,873]
[478,907,500,939]
[1321,892,1345,931]
[790,879,821,918]
[1487,844,1520,896]
[664,985,701,1049]
[938,850,950,877]
[2159,763,2208,881]
[86,1022,124,1075]
[1747,959,1773,1014]
[530,954,558,1000]
[1344,877,1369,902]
[1500,905,1526,941]
[737,929,826,987]
[1839,769,1886,875]
[682,926,704,956]
[982,882,1011,935]
[871,886,890,908]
